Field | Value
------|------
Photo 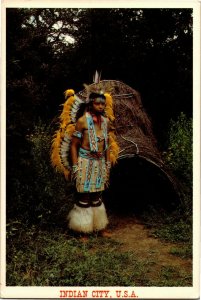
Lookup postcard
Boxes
[1,0,200,299]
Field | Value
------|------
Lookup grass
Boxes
[141,205,192,257]
[7,225,145,286]
[148,213,192,263]
[150,219,192,243]
[169,246,192,259]
[149,266,192,287]
[6,219,192,287]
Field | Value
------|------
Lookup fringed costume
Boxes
[51,74,119,234]
[76,147,107,193]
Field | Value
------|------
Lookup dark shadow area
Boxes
[104,157,180,216]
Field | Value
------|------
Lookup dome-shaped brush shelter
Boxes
[77,80,182,213]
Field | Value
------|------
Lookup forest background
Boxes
[5,8,193,286]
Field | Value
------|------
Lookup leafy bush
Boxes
[7,120,74,227]
[163,112,192,186]
[141,113,192,247]
[26,121,74,227]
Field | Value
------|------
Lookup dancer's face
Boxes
[92,98,106,114]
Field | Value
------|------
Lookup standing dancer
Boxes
[51,79,119,237]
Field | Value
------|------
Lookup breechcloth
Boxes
[75,147,107,193]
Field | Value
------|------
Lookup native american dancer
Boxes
[51,79,119,235]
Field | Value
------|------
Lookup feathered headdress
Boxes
[51,72,119,179]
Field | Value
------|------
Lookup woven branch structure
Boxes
[77,79,182,199]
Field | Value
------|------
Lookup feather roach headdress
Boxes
[51,72,119,179]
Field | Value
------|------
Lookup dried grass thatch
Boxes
[77,79,182,200]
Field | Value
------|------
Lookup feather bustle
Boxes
[51,89,77,179]
[51,88,119,179]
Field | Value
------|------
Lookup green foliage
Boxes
[151,217,192,244]
[27,121,74,227]
[142,205,192,244]
[164,112,192,186]
[7,225,147,286]
[162,112,193,229]
[6,8,192,127]
[6,224,191,287]
[149,266,192,286]
[169,246,192,259]
[7,121,74,227]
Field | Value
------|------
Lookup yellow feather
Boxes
[60,115,71,126]
[104,93,113,107]
[51,149,62,170]
[51,153,61,169]
[104,93,115,122]
[52,131,61,146]
[51,131,62,167]
[105,108,115,122]
[60,94,75,125]
[108,133,119,165]
[64,89,75,99]
[110,153,116,165]
[63,168,71,180]
[51,89,77,180]
[60,121,67,130]
[103,95,120,166]
[66,124,76,135]
[66,96,75,107]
